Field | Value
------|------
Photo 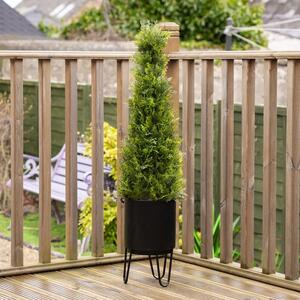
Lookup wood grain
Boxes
[10,59,24,267]
[262,59,277,274]
[65,59,78,260]
[182,59,195,254]
[38,59,52,264]
[116,60,129,254]
[4,50,300,60]
[200,59,214,259]
[91,59,104,257]
[159,22,181,249]
[220,59,234,264]
[240,59,255,269]
[285,59,300,280]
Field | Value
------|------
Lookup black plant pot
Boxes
[123,199,176,287]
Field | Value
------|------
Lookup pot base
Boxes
[123,248,173,287]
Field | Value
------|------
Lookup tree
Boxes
[118,24,184,201]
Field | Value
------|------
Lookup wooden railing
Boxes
[0,23,299,291]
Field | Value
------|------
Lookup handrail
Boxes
[0,50,134,59]
[2,50,300,60]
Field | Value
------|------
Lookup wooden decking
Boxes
[0,260,298,300]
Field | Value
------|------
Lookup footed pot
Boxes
[124,199,176,255]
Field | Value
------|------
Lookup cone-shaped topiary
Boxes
[119,24,184,201]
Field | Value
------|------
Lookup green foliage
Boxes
[227,0,267,49]
[61,8,107,39]
[0,212,66,254]
[119,24,184,201]
[84,121,117,180]
[79,192,117,248]
[38,20,61,38]
[109,0,267,48]
[52,0,266,49]
[194,213,240,260]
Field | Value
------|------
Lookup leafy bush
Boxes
[83,121,117,180]
[44,0,267,49]
[111,0,267,48]
[118,24,184,201]
[61,8,107,39]
[194,213,240,260]
[79,192,117,248]
[0,94,11,210]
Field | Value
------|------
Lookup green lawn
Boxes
[0,212,116,255]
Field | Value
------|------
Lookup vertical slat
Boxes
[91,59,104,257]
[65,59,78,260]
[10,59,23,267]
[262,59,277,274]
[220,59,234,264]
[160,23,181,249]
[240,59,255,269]
[38,59,52,264]
[201,59,214,259]
[182,59,195,254]
[116,59,129,254]
[285,59,300,280]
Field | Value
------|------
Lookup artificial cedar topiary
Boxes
[119,24,184,201]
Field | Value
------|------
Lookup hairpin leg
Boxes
[148,251,173,287]
[123,248,132,284]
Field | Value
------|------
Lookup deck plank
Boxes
[0,261,298,300]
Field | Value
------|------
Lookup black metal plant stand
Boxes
[123,248,173,287]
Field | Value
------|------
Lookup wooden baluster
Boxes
[262,59,277,274]
[240,59,255,269]
[285,59,300,280]
[182,59,195,254]
[116,59,129,254]
[10,59,24,267]
[220,59,234,263]
[65,59,78,260]
[38,59,52,264]
[201,59,214,259]
[159,22,181,248]
[91,59,104,257]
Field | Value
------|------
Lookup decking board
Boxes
[0,260,298,300]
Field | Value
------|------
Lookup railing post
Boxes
[116,59,129,254]
[262,59,277,274]
[285,59,300,280]
[91,59,104,257]
[38,59,52,264]
[201,59,214,259]
[240,59,255,269]
[10,59,24,267]
[158,22,181,249]
[220,59,234,263]
[182,59,195,254]
[65,59,78,260]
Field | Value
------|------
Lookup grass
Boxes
[0,212,116,255]
[0,212,66,254]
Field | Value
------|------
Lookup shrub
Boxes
[0,94,11,210]
[83,121,117,180]
[47,0,266,49]
[61,8,107,39]
[118,24,184,201]
[78,192,117,247]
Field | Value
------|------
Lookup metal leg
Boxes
[123,248,132,284]
[148,251,173,287]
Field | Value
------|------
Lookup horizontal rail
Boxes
[0,253,146,278]
[2,50,300,60]
[174,252,300,293]
[0,51,135,59]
